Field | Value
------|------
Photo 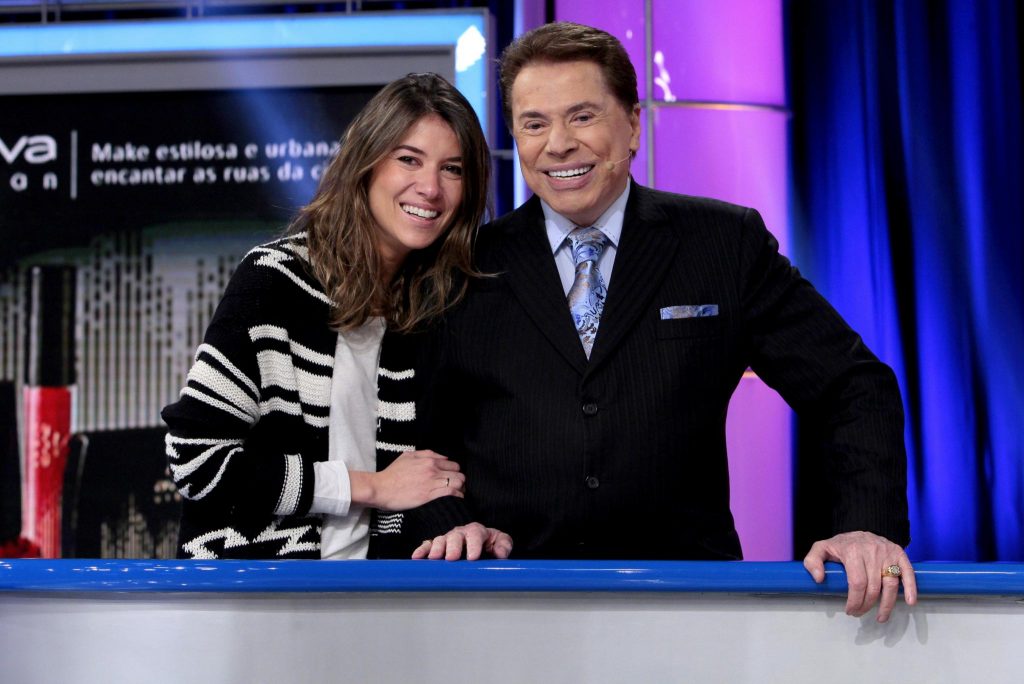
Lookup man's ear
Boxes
[629,104,641,152]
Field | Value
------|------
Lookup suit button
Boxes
[582,402,598,416]
[585,476,600,489]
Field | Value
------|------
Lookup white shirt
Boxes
[311,317,385,560]
[542,180,631,295]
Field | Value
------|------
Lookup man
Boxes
[410,22,915,623]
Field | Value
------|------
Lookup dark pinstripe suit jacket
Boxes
[417,183,909,560]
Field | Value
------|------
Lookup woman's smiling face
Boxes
[368,114,464,278]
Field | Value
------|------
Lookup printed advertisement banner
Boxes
[1,85,378,558]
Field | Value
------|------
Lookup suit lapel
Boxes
[587,184,679,373]
[500,198,589,375]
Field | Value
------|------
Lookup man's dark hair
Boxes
[497,22,640,128]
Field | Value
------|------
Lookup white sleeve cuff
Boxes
[310,461,352,517]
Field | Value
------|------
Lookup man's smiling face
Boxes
[510,59,640,227]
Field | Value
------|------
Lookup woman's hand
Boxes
[349,450,464,511]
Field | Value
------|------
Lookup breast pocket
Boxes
[655,315,725,340]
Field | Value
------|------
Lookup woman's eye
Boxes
[397,155,419,165]
[442,165,464,177]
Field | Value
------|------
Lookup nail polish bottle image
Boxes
[22,265,76,558]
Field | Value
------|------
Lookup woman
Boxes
[162,74,492,560]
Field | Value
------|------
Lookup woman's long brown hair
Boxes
[288,73,490,332]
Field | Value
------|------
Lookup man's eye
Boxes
[522,121,544,133]
[574,113,594,124]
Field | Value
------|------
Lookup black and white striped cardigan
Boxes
[162,233,455,559]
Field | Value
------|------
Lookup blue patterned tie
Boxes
[566,227,608,358]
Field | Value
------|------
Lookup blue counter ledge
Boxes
[2,559,1023,595]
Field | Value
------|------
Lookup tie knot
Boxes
[567,227,607,267]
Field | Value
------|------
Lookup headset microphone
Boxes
[604,154,633,171]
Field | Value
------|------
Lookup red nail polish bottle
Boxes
[22,265,76,558]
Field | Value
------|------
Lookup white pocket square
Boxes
[660,304,719,320]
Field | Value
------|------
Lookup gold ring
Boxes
[882,564,902,578]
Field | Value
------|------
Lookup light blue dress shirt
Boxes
[542,180,631,295]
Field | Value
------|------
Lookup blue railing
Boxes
[2,560,1022,595]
